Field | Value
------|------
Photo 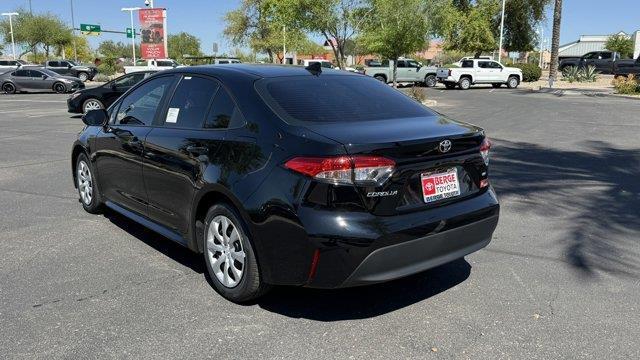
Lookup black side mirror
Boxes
[68,64,73,69]
[82,109,109,127]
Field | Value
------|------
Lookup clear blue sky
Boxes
[1,0,639,54]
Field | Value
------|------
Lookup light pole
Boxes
[1,12,19,60]
[498,0,506,63]
[122,7,141,64]
[536,26,544,68]
[70,0,78,62]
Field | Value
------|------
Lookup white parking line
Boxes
[0,99,64,103]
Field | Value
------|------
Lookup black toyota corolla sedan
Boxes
[71,64,499,302]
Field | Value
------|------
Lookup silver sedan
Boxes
[1,67,85,94]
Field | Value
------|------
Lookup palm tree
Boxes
[548,0,563,82]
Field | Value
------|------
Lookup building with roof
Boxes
[559,31,640,59]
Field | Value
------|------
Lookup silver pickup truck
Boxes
[364,59,439,87]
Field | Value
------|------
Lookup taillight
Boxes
[284,155,395,186]
[480,138,491,166]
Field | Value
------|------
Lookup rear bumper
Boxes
[437,76,456,83]
[341,213,497,287]
[298,187,499,288]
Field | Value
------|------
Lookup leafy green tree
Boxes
[59,35,94,63]
[498,0,550,52]
[436,0,499,58]
[97,40,139,59]
[168,32,203,60]
[0,10,72,59]
[224,0,323,63]
[605,34,634,59]
[275,0,371,69]
[360,0,431,86]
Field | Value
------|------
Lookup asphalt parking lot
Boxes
[1,88,639,359]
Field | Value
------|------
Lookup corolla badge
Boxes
[439,139,452,153]
[366,190,398,198]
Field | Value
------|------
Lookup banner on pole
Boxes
[139,8,165,59]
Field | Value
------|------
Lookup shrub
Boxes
[612,74,640,94]
[581,65,599,82]
[92,73,111,82]
[562,66,581,83]
[408,85,427,103]
[512,63,542,82]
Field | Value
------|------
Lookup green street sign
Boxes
[126,28,133,39]
[80,24,101,36]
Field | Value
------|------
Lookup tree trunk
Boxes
[392,58,398,88]
[549,0,563,81]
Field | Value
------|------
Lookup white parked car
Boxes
[124,59,182,74]
[437,59,523,90]
[298,59,334,69]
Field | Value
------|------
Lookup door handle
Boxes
[186,145,209,155]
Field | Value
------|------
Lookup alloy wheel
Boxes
[54,84,66,93]
[77,160,93,205]
[206,215,246,288]
[84,99,103,113]
[78,72,88,82]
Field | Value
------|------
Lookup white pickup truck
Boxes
[437,59,522,90]
[124,59,182,74]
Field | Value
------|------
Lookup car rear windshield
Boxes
[255,75,435,124]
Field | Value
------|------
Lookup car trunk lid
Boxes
[304,115,488,216]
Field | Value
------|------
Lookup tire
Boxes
[424,74,437,87]
[83,98,104,113]
[444,83,456,90]
[75,153,103,214]
[53,82,67,94]
[507,76,519,89]
[203,203,270,303]
[458,77,471,90]
[2,82,16,94]
[374,75,387,83]
[77,72,89,82]
[492,83,502,88]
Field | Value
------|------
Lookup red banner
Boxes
[139,8,165,59]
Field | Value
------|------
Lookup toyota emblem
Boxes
[439,139,452,153]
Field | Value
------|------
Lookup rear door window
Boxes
[163,76,219,129]
[461,60,474,68]
[256,75,434,124]
[204,87,245,129]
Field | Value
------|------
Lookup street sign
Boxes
[126,28,134,39]
[80,24,101,36]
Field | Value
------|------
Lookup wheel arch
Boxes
[459,74,473,83]
[373,73,387,82]
[192,187,253,253]
[71,143,89,188]
[509,73,521,83]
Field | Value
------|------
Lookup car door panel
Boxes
[142,75,222,234]
[94,126,153,216]
[93,75,177,217]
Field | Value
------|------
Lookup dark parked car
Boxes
[44,60,98,82]
[1,66,84,94]
[68,71,156,114]
[71,65,499,302]
[559,51,622,74]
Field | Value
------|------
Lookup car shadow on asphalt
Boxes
[103,207,472,319]
[257,259,471,321]
[103,208,206,274]
[490,138,640,278]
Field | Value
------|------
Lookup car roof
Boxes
[160,64,356,79]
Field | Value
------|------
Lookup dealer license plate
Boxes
[421,168,461,203]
